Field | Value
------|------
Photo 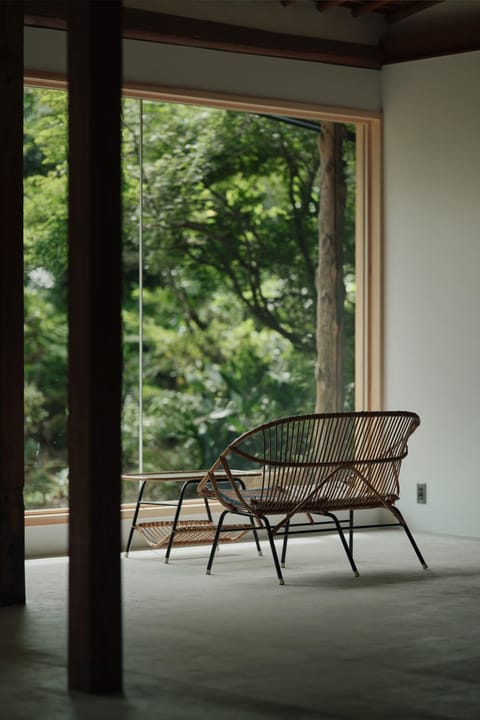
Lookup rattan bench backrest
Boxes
[200,411,420,515]
[227,411,419,468]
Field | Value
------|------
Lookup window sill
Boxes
[25,499,220,527]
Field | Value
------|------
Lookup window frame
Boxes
[23,71,382,531]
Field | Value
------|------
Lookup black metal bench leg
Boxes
[204,497,213,522]
[325,511,360,577]
[349,509,354,555]
[389,506,429,569]
[262,516,285,585]
[281,520,290,568]
[233,478,262,556]
[206,510,228,575]
[249,517,262,556]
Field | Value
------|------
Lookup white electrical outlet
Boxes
[417,483,427,504]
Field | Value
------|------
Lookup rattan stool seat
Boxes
[134,519,250,548]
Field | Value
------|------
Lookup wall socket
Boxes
[417,483,427,504]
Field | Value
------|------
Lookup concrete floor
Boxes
[1,530,480,719]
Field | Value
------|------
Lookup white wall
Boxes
[122,39,381,112]
[25,518,148,559]
[382,51,480,538]
[24,27,381,113]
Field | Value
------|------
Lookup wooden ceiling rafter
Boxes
[288,0,444,23]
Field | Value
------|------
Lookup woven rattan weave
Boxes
[133,519,250,548]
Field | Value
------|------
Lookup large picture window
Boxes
[23,82,380,511]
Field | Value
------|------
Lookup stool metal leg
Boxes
[125,480,147,557]
[165,479,197,563]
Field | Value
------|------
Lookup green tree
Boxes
[120,100,355,491]
[132,104,321,351]
[24,89,355,506]
[24,87,68,507]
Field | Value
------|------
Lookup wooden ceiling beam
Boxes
[24,1,67,30]
[121,8,380,68]
[23,4,381,70]
[382,18,480,62]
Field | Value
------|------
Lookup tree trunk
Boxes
[315,122,346,413]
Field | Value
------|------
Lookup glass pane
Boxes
[121,99,356,502]
[24,87,68,509]
[23,88,356,509]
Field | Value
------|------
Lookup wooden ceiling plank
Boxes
[386,1,443,24]
[351,1,391,18]
[382,18,480,62]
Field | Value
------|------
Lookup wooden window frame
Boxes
[23,71,382,529]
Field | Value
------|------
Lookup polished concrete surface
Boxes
[1,530,480,719]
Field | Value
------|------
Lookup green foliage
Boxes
[24,88,68,508]
[24,89,355,508]
[24,88,68,281]
[130,103,321,352]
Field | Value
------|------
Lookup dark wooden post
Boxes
[0,1,25,608]
[68,0,123,692]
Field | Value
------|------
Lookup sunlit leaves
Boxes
[24,88,356,507]
[24,88,68,281]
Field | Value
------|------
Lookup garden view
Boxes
[23,86,356,508]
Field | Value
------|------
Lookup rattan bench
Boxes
[197,411,428,584]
